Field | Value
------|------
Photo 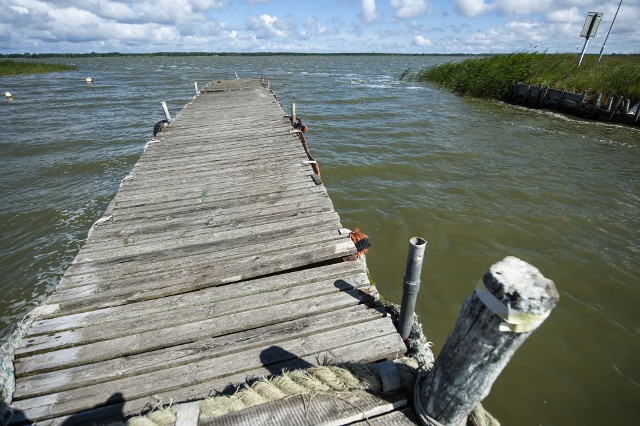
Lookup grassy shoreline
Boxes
[405,53,640,102]
[0,60,78,77]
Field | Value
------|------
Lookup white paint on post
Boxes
[194,82,199,96]
[161,101,172,122]
[291,103,296,126]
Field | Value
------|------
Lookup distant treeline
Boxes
[0,60,78,77]
[1,52,482,59]
[403,53,640,101]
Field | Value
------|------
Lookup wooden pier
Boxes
[7,79,407,425]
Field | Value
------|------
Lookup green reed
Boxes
[0,60,78,77]
[407,53,640,101]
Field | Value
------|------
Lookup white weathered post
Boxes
[161,101,172,122]
[194,82,199,96]
[291,103,296,126]
[418,256,559,425]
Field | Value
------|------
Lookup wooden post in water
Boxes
[622,99,630,115]
[590,93,602,119]
[291,103,296,126]
[576,91,588,113]
[418,256,559,425]
[608,96,624,121]
[161,101,172,122]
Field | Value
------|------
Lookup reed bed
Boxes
[407,53,640,101]
[0,60,77,77]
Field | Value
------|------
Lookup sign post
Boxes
[598,0,623,62]
[578,12,603,66]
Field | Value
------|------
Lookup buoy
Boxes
[4,91,13,100]
[86,77,93,83]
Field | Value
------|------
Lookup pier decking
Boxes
[8,79,407,424]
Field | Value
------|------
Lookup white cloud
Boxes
[546,7,582,23]
[300,17,327,38]
[454,0,494,18]
[361,0,377,23]
[414,34,432,46]
[496,0,552,15]
[505,20,545,41]
[248,14,290,38]
[391,0,430,19]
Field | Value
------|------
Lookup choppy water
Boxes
[1,56,639,425]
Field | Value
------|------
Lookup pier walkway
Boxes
[8,79,407,424]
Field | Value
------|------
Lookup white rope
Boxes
[87,215,113,239]
[144,140,159,152]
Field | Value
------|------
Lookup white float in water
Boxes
[86,77,93,83]
[4,91,12,99]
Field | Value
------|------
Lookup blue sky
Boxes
[1,0,638,54]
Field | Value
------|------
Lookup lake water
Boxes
[1,55,638,425]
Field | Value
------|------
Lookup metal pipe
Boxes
[398,237,427,340]
[578,38,590,67]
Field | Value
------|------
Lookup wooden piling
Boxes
[590,93,602,118]
[417,256,558,426]
[608,96,624,121]
[576,91,587,113]
[622,99,630,115]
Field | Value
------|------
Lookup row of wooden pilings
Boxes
[397,238,559,425]
[512,82,640,126]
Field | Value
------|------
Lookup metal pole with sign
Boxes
[578,12,603,66]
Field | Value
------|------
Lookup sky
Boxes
[0,0,638,54]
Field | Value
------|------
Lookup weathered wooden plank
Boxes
[102,185,330,225]
[110,178,321,214]
[57,228,347,299]
[83,196,333,246]
[15,304,384,397]
[126,147,306,179]
[48,239,355,314]
[18,270,371,355]
[115,153,308,189]
[31,261,363,326]
[16,284,373,362]
[72,211,340,264]
[115,163,313,197]
[60,228,348,286]
[202,392,409,426]
[145,122,294,145]
[112,169,316,207]
[12,323,404,422]
[130,139,306,170]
